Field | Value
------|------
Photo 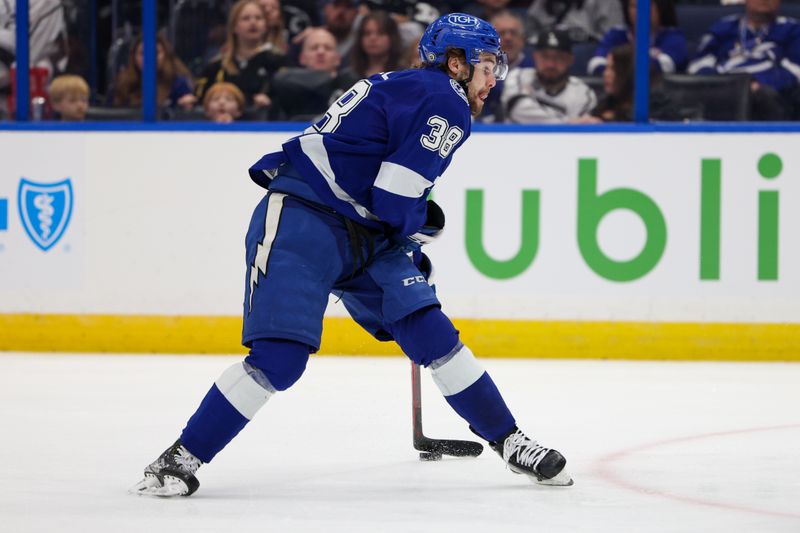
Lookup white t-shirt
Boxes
[501,67,597,124]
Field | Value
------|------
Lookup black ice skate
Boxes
[129,440,202,497]
[489,427,574,486]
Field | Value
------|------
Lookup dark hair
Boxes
[113,35,192,106]
[624,0,678,28]
[593,43,665,121]
[592,44,634,120]
[349,11,405,77]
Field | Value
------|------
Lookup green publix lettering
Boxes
[465,155,781,282]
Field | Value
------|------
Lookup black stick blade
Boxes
[414,436,484,457]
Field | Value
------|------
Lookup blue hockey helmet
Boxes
[419,13,509,80]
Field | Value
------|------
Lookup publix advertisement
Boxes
[0,131,798,324]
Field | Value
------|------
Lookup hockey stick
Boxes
[411,361,484,461]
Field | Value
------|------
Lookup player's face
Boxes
[53,93,88,121]
[235,3,267,44]
[466,53,498,117]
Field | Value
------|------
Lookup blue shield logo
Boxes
[18,178,74,251]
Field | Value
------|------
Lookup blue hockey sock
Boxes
[180,362,275,463]
[430,343,516,442]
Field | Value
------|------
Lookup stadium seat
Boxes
[85,106,143,121]
[661,73,751,121]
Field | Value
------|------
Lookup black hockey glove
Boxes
[406,199,445,248]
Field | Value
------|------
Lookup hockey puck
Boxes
[419,452,442,461]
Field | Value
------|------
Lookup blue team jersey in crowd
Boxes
[249,67,472,238]
[688,15,800,90]
[588,26,688,75]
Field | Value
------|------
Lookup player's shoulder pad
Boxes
[448,78,469,106]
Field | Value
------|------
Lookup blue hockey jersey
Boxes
[249,67,472,237]
[688,15,800,90]
[588,26,688,75]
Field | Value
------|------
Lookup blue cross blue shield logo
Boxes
[18,178,74,251]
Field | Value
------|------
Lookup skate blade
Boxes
[534,468,574,487]
[128,474,162,495]
[129,474,190,497]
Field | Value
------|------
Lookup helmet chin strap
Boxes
[458,63,475,95]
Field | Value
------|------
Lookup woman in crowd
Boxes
[581,43,678,122]
[195,0,288,109]
[588,0,687,76]
[344,11,406,80]
[112,35,196,110]
[258,0,289,54]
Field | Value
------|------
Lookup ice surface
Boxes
[0,353,798,532]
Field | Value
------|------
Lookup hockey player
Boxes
[131,13,573,497]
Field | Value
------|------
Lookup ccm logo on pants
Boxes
[402,275,428,287]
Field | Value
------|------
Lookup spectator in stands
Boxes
[688,0,800,120]
[502,30,597,123]
[581,43,678,122]
[321,0,362,62]
[203,81,246,123]
[464,0,513,22]
[525,0,624,44]
[112,35,196,110]
[49,74,89,121]
[270,27,357,120]
[477,10,533,122]
[258,0,290,53]
[195,0,288,109]
[343,11,405,80]
[0,0,68,93]
[588,0,687,76]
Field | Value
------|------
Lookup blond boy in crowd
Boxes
[48,74,89,121]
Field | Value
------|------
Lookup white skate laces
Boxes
[491,427,574,487]
[503,429,549,471]
[173,446,201,475]
[129,440,202,497]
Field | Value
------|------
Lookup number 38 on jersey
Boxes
[420,116,464,158]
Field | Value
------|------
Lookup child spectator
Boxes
[195,0,288,109]
[112,35,196,110]
[588,0,688,76]
[203,82,245,123]
[49,74,89,121]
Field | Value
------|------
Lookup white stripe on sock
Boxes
[430,345,485,396]
[215,362,273,420]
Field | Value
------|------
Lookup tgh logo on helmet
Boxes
[447,14,478,26]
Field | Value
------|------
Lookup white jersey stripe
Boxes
[215,362,273,420]
[430,344,485,396]
[374,161,434,198]
[248,192,285,313]
[299,133,379,221]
